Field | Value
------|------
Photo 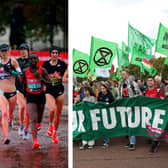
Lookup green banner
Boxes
[73,49,89,78]
[155,23,168,57]
[73,96,168,141]
[89,36,118,75]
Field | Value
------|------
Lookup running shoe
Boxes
[23,129,29,140]
[4,138,10,144]
[8,120,13,131]
[33,142,40,149]
[47,125,53,136]
[36,123,41,131]
[52,133,59,143]
[18,126,24,136]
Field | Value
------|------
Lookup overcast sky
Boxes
[69,0,168,55]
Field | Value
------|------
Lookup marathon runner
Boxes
[0,43,22,144]
[43,46,68,143]
[16,43,30,139]
[24,53,51,149]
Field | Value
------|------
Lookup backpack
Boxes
[143,88,161,97]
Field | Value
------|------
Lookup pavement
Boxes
[0,104,68,168]
[73,136,168,168]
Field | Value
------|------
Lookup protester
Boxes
[154,75,165,97]
[137,79,147,92]
[142,76,164,153]
[98,82,114,148]
[106,80,118,98]
[118,69,141,150]
[80,86,96,150]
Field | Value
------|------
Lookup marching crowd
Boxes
[0,43,68,149]
[73,69,168,154]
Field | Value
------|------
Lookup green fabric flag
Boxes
[116,67,122,80]
[89,36,118,75]
[141,65,157,77]
[73,96,168,141]
[117,48,129,67]
[142,58,157,76]
[131,43,146,66]
[73,49,89,78]
[122,41,130,54]
[164,57,168,65]
[112,74,117,80]
[156,23,168,56]
[128,24,155,60]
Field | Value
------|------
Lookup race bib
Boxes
[28,79,41,92]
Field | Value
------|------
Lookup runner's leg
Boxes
[37,104,45,124]
[46,94,56,136]
[53,94,64,131]
[36,104,45,131]
[46,94,56,124]
[17,92,26,126]
[23,98,29,128]
[8,94,17,129]
[27,103,38,139]
[0,95,10,142]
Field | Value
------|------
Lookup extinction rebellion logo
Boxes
[73,60,88,74]
[94,47,113,66]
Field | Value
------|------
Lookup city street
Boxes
[0,105,68,168]
[74,136,168,168]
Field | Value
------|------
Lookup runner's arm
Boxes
[11,58,23,76]
[33,68,52,86]
[62,68,68,83]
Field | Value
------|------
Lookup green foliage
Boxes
[0,0,67,46]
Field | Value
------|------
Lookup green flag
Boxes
[164,57,168,65]
[117,48,129,67]
[122,41,130,55]
[116,67,122,80]
[142,58,157,76]
[128,24,155,60]
[73,49,89,78]
[131,43,146,66]
[89,36,118,75]
[156,23,168,56]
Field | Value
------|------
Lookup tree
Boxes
[0,0,68,50]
